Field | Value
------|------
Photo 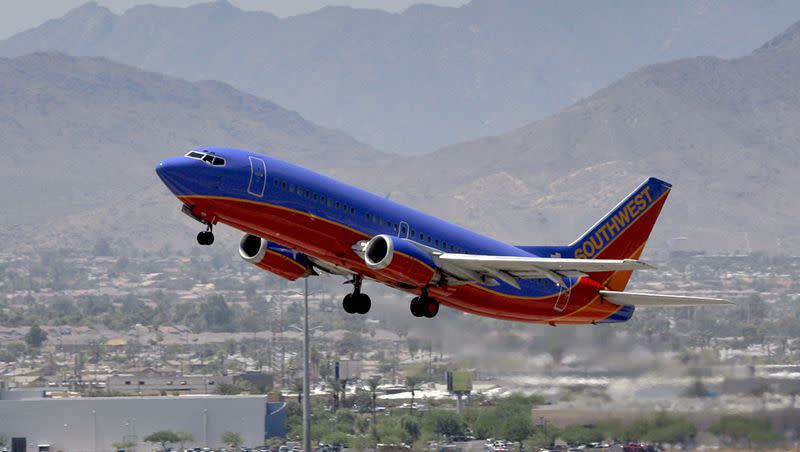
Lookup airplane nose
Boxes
[155,157,195,195]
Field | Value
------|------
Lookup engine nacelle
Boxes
[239,234,313,281]
[364,234,436,287]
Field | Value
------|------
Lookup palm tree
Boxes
[405,375,421,415]
[367,376,381,438]
[327,378,341,412]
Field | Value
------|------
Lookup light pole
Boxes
[302,278,311,452]
[288,280,313,452]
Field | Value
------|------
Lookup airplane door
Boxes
[248,156,266,197]
[398,221,410,239]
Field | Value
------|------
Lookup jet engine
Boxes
[363,234,436,287]
[239,234,313,281]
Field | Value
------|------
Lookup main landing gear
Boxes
[343,275,371,315]
[410,291,439,318]
[197,223,215,246]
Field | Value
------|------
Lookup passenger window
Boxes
[372,216,378,224]
[411,230,416,238]
[435,239,440,246]
[305,191,311,199]
[282,182,287,189]
[380,218,385,226]
[443,241,448,249]
[401,224,407,235]
[428,237,432,243]
[419,233,425,241]
[289,185,295,193]
[350,207,355,214]
[393,224,398,232]
[328,199,333,208]
[297,187,303,196]
[335,201,340,209]
[313,193,318,201]
[274,179,279,186]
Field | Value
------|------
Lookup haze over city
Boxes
[1,1,799,451]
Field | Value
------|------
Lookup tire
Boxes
[356,293,371,315]
[409,297,424,317]
[343,293,358,314]
[197,231,207,245]
[423,298,439,318]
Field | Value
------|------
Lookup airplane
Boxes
[156,147,729,325]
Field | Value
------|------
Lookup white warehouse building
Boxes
[0,395,267,452]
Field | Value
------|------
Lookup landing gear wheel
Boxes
[342,293,358,314]
[196,231,215,245]
[355,293,372,315]
[423,298,439,318]
[410,297,425,317]
[197,224,215,245]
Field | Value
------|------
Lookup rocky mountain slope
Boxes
[0,52,384,249]
[2,0,800,153]
[367,21,800,253]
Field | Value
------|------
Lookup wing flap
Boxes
[434,253,652,287]
[600,290,731,307]
[436,254,651,273]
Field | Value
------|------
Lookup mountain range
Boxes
[3,0,800,153]
[0,52,383,250]
[4,7,800,254]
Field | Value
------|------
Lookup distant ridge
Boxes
[3,0,800,153]
[0,52,383,236]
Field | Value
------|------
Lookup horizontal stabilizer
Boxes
[600,290,731,307]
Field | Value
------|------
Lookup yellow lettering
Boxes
[574,248,586,259]
[598,224,611,242]
[635,193,647,213]
[641,185,652,203]
[582,241,596,258]
[607,217,621,236]
[589,234,604,251]
[615,208,630,227]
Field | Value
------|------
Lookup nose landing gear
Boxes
[197,223,215,246]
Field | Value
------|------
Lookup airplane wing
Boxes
[433,253,652,289]
[599,290,731,307]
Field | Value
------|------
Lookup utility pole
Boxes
[302,277,312,452]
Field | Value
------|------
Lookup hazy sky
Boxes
[1,0,470,39]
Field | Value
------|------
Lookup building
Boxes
[106,373,233,395]
[0,395,266,451]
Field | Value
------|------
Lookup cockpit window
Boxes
[184,150,226,167]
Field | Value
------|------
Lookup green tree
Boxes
[401,416,421,443]
[176,431,194,450]
[709,414,780,448]
[503,415,534,445]
[405,374,422,414]
[144,430,181,451]
[560,425,604,444]
[425,410,465,438]
[24,325,47,348]
[222,431,243,449]
[367,376,381,438]
[204,295,234,331]
[111,440,135,451]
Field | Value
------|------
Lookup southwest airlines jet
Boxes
[156,148,728,325]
